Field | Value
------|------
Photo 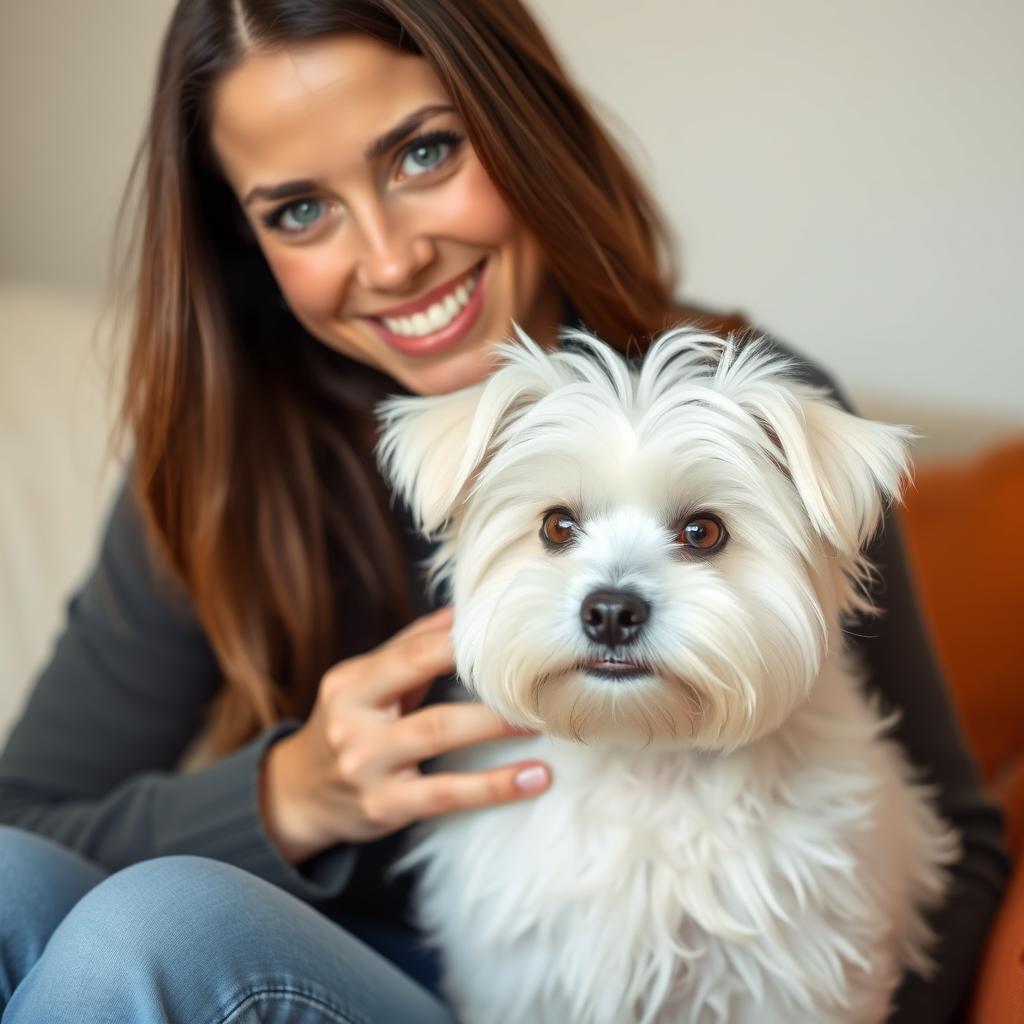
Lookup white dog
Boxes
[376,329,959,1024]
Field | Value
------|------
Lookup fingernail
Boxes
[515,765,549,792]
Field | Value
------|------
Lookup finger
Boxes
[352,627,456,708]
[392,606,454,642]
[383,703,537,771]
[394,610,456,714]
[377,761,551,826]
[388,679,436,718]
[398,681,434,717]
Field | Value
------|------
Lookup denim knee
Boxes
[6,854,453,1024]
[0,825,107,1006]
[42,857,279,1002]
[6,855,362,1023]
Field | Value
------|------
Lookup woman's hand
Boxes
[259,606,551,864]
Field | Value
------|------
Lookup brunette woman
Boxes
[0,2,1007,1021]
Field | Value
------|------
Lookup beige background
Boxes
[2,1,1023,735]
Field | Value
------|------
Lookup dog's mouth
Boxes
[579,658,653,681]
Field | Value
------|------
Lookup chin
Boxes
[399,342,503,397]
[375,327,960,1023]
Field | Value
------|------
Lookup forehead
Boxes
[210,34,450,187]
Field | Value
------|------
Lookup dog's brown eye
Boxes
[677,515,725,551]
[541,510,576,546]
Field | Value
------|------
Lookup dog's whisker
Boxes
[636,703,655,749]
[567,692,588,745]
[654,700,677,742]
[529,671,547,715]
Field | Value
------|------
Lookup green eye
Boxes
[396,130,463,179]
[278,199,324,232]
[400,141,448,176]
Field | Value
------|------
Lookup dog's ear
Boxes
[754,383,913,557]
[376,331,556,534]
[376,385,488,534]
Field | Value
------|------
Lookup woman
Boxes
[0,1,1007,1021]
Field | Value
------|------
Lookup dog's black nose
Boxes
[580,590,649,646]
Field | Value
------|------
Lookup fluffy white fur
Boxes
[376,329,959,1024]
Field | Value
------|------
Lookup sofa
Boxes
[899,438,1024,1020]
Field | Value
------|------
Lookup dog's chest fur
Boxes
[398,656,955,1024]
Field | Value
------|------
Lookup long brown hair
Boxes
[115,0,734,759]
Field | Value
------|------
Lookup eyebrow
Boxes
[242,103,455,207]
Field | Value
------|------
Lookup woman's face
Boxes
[210,34,564,396]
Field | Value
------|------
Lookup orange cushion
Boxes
[899,438,1024,784]
[968,855,1024,1024]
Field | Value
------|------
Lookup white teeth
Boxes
[426,304,447,331]
[381,267,480,338]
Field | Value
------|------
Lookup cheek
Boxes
[264,245,350,321]
[433,158,521,248]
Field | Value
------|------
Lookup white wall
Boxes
[0,1,174,294]
[531,0,1024,433]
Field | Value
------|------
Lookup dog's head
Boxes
[377,328,911,750]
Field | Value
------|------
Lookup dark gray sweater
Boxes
[0,337,1009,1022]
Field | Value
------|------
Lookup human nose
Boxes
[351,200,435,293]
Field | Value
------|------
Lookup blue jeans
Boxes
[0,825,454,1023]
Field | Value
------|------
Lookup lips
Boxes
[581,659,652,681]
[361,259,488,358]
[368,261,482,319]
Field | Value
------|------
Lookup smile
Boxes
[363,259,487,358]
[380,268,480,336]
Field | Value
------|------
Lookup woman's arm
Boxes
[0,472,356,902]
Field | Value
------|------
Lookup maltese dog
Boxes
[376,329,958,1024]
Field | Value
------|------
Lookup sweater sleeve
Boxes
[0,473,355,903]
[772,341,1010,1022]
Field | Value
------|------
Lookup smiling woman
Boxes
[0,0,1007,1022]
[211,36,562,393]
